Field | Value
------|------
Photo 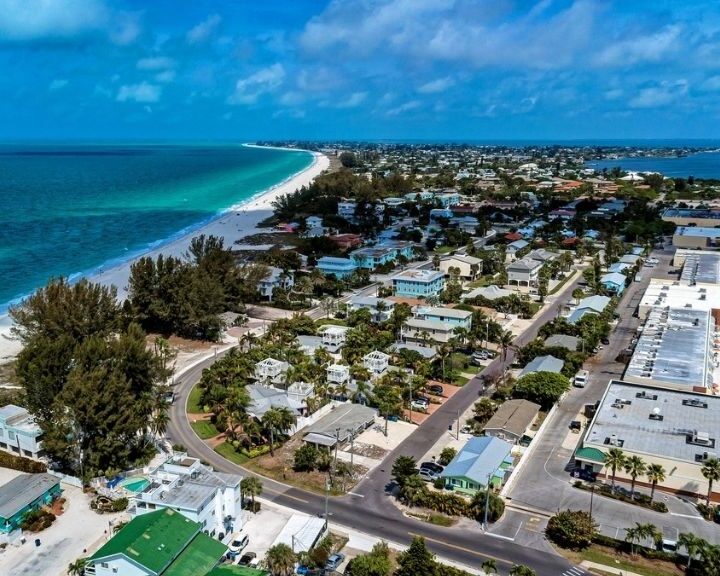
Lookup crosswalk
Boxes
[562,567,587,576]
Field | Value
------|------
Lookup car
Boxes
[601,337,610,345]
[569,420,582,432]
[420,462,444,474]
[428,384,444,396]
[239,552,257,566]
[411,399,429,410]
[325,553,345,571]
[419,469,437,482]
[228,533,249,554]
[572,468,597,482]
[573,369,588,388]
[296,565,310,575]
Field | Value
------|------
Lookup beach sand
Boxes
[0,149,330,363]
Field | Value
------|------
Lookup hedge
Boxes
[0,451,46,473]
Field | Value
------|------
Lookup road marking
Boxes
[562,567,585,576]
[670,512,702,519]
[408,532,513,566]
[264,488,309,503]
[485,532,515,541]
[348,492,365,498]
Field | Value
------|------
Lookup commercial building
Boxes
[439,255,482,280]
[0,404,44,460]
[392,269,445,298]
[675,250,720,286]
[130,454,242,538]
[575,380,720,502]
[0,473,61,534]
[673,226,720,249]
[662,207,720,227]
[638,280,720,319]
[441,436,513,495]
[85,508,227,576]
[482,399,541,445]
[315,256,358,279]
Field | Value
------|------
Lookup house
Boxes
[430,208,454,222]
[401,318,456,344]
[316,256,358,279]
[86,509,227,576]
[404,191,434,202]
[414,306,472,329]
[329,233,363,251]
[363,351,390,376]
[246,384,308,419]
[388,341,438,360]
[258,267,294,301]
[392,269,446,298]
[608,262,631,274]
[255,358,289,385]
[526,248,559,264]
[568,295,611,324]
[482,399,541,445]
[348,296,395,322]
[544,334,580,351]
[519,355,564,377]
[305,216,323,229]
[130,454,243,537]
[318,325,349,352]
[383,197,405,208]
[0,404,44,460]
[379,240,415,260]
[0,473,61,534]
[463,285,513,301]
[619,254,641,266]
[504,232,523,242]
[439,255,482,280]
[326,364,350,386]
[562,237,580,247]
[441,436,513,495]
[351,246,399,269]
[435,192,461,207]
[601,272,627,294]
[338,201,357,221]
[507,257,542,287]
[303,404,377,449]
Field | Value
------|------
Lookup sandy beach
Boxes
[0,148,330,363]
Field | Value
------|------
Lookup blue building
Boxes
[430,208,454,222]
[351,246,399,269]
[0,473,61,533]
[601,272,627,295]
[435,192,462,207]
[414,306,473,329]
[316,256,358,279]
[441,437,513,495]
[568,295,611,324]
[392,269,445,298]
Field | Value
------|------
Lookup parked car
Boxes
[573,370,589,388]
[569,420,582,432]
[228,533,249,554]
[411,399,429,410]
[601,337,610,345]
[572,468,597,482]
[326,553,345,571]
[419,469,437,482]
[420,462,444,474]
[296,565,310,575]
[428,384,444,396]
[239,552,258,566]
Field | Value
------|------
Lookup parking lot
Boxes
[403,381,462,424]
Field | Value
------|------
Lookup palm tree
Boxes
[678,532,705,570]
[265,543,296,576]
[604,448,626,491]
[645,463,666,502]
[240,477,263,513]
[67,558,87,576]
[701,457,720,505]
[262,407,297,457]
[497,330,515,363]
[481,559,497,575]
[624,526,640,556]
[509,565,536,576]
[624,455,647,500]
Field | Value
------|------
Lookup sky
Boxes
[1,0,720,141]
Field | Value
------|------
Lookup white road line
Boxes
[670,512,702,519]
[347,491,365,498]
[484,532,515,542]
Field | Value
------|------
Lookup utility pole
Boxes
[324,478,330,530]
[333,428,341,473]
[347,428,355,472]
[483,472,492,530]
[589,484,595,525]
[456,409,460,440]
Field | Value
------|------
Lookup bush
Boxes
[21,508,56,532]
[111,498,128,512]
[0,451,46,473]
[439,447,457,466]
[546,510,596,550]
[514,372,570,410]
[651,501,668,513]
[293,444,318,472]
[433,477,446,490]
[469,490,505,523]
[239,445,271,459]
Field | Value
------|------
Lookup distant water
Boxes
[0,144,312,309]
[586,151,720,179]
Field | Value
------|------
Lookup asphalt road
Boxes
[166,272,588,576]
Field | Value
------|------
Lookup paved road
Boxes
[504,250,720,544]
[166,269,588,576]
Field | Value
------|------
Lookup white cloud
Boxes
[595,25,682,67]
[700,76,720,92]
[116,82,161,103]
[604,88,623,100]
[336,92,367,108]
[228,64,285,105]
[417,76,455,94]
[628,80,688,109]
[154,70,176,83]
[187,14,221,45]
[137,57,175,71]
[0,0,108,42]
[386,100,421,116]
[49,79,68,91]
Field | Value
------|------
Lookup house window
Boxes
[8,431,15,441]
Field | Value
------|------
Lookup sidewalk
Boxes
[581,560,643,576]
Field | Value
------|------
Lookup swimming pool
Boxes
[119,476,150,493]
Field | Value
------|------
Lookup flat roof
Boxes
[305,404,376,443]
[639,281,720,312]
[584,380,720,464]
[483,399,540,437]
[680,252,720,285]
[0,473,59,519]
[392,269,445,282]
[663,208,720,220]
[624,306,712,390]
[675,226,720,238]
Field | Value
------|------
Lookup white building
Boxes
[363,351,390,376]
[130,453,242,537]
[318,325,350,352]
[401,317,456,344]
[507,257,542,287]
[326,364,350,385]
[348,296,396,322]
[255,358,290,385]
[0,405,44,460]
[258,267,294,301]
[439,255,482,280]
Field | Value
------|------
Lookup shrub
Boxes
[293,444,318,472]
[111,498,128,512]
[651,501,668,513]
[316,450,332,472]
[433,477,446,490]
[469,490,505,523]
[240,445,271,459]
[0,451,46,473]
[21,508,56,532]
[439,447,457,466]
[546,510,597,550]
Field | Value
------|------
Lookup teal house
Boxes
[316,256,358,279]
[392,269,446,298]
[0,473,61,533]
[441,437,513,495]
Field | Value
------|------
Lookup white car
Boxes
[229,533,249,554]
[411,399,429,410]
[573,369,589,388]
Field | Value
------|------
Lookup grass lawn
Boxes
[452,375,470,387]
[562,545,683,576]
[190,419,220,439]
[187,384,204,413]
[434,246,455,255]
[462,364,482,375]
[466,275,497,289]
[408,511,457,527]
[315,317,347,327]
[214,442,250,466]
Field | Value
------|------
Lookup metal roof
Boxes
[680,252,720,285]
[0,473,59,519]
[483,399,540,438]
[544,334,580,351]
[520,355,564,377]
[441,437,513,485]
[305,404,377,445]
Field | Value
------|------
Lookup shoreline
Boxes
[0,147,330,363]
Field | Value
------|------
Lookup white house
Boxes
[348,296,396,322]
[401,317,456,344]
[439,255,482,280]
[258,267,294,301]
[326,364,350,385]
[306,215,323,229]
[507,257,542,287]
[318,325,349,352]
[363,351,390,376]
[338,201,357,221]
[130,453,242,537]
[255,358,289,385]
[0,405,44,460]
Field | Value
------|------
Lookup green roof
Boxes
[575,446,606,463]
[206,567,270,576]
[90,509,199,574]
[164,532,227,576]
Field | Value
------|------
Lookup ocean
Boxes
[585,151,720,179]
[0,144,312,310]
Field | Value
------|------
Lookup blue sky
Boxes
[1,0,719,141]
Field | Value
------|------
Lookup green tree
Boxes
[439,447,457,466]
[469,490,505,523]
[572,288,584,305]
[392,455,418,487]
[396,536,437,576]
[471,398,496,428]
[546,510,597,550]
[262,407,297,457]
[67,557,87,576]
[497,330,515,363]
[678,532,705,570]
[701,458,720,505]
[646,463,666,502]
[509,566,536,576]
[514,371,570,410]
[398,473,427,506]
[604,448,626,491]
[481,559,498,574]
[347,541,392,576]
[265,543,296,576]
[624,455,647,500]
[240,477,263,512]
[293,444,318,472]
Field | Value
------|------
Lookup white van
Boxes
[574,370,589,388]
[229,532,249,553]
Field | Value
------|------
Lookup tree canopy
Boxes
[514,371,570,410]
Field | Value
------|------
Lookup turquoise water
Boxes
[0,144,312,309]
[119,476,150,492]
[585,151,720,179]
